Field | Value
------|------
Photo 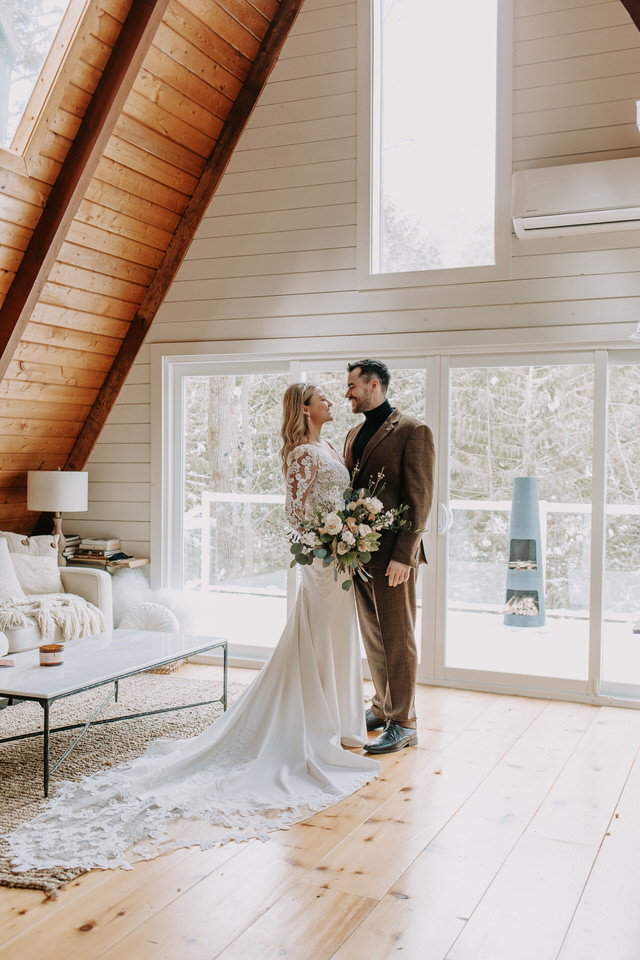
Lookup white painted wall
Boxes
[70,0,640,562]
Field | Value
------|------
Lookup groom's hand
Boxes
[385,560,411,587]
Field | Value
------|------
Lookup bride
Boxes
[6,383,380,874]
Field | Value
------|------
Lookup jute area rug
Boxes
[0,674,245,898]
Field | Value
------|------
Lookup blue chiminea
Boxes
[504,477,546,628]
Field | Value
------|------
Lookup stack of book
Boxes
[63,534,81,560]
[73,538,123,566]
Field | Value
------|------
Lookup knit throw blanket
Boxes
[0,594,105,643]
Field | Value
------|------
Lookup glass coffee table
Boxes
[0,628,228,796]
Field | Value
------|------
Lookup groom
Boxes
[344,360,435,755]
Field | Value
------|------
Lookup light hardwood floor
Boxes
[1,664,640,960]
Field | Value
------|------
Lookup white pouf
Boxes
[0,630,9,658]
[119,602,182,674]
[119,602,179,633]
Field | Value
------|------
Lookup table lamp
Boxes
[27,470,89,565]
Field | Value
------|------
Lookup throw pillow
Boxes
[0,538,25,601]
[0,531,64,595]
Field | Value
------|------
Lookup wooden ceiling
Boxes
[0,0,304,533]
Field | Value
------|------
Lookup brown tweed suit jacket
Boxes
[344,409,435,570]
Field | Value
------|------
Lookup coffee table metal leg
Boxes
[223,642,228,710]
[43,701,50,798]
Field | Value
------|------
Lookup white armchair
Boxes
[60,567,113,630]
[2,567,113,655]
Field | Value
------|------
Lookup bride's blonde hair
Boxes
[280,382,317,476]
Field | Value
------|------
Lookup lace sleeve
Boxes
[285,445,319,529]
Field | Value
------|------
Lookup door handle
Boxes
[437,501,452,534]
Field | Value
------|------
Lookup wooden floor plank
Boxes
[271,685,503,870]
[440,705,640,960]
[0,841,241,960]
[302,695,549,901]
[329,700,598,960]
[2,671,640,960]
[214,883,376,960]
[557,735,640,960]
[93,839,306,960]
[89,688,502,960]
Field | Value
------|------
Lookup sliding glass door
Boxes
[601,358,640,697]
[439,355,596,695]
[160,346,640,705]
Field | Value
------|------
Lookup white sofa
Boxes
[3,566,113,654]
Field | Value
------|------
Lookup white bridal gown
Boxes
[7,443,379,873]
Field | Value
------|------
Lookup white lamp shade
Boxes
[27,471,89,513]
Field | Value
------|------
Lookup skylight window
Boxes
[0,0,72,150]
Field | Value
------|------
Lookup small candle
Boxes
[40,643,64,666]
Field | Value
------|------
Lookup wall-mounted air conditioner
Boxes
[512,157,640,239]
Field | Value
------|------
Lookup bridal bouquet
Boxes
[288,470,409,591]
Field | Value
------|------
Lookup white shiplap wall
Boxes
[73,0,640,561]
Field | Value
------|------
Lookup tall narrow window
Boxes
[371,0,499,274]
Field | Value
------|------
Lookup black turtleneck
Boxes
[351,399,393,467]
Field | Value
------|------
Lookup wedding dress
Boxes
[6,442,379,873]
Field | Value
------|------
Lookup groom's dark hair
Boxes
[347,359,391,393]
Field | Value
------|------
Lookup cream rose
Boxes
[320,512,343,536]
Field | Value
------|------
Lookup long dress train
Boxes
[6,443,379,874]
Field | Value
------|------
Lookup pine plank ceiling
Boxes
[0,0,304,533]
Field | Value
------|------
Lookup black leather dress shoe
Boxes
[365,708,386,731]
[364,721,418,754]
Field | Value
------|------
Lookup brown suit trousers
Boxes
[344,408,435,727]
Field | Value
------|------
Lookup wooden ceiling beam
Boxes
[620,0,640,28]
[0,0,171,381]
[66,0,308,471]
